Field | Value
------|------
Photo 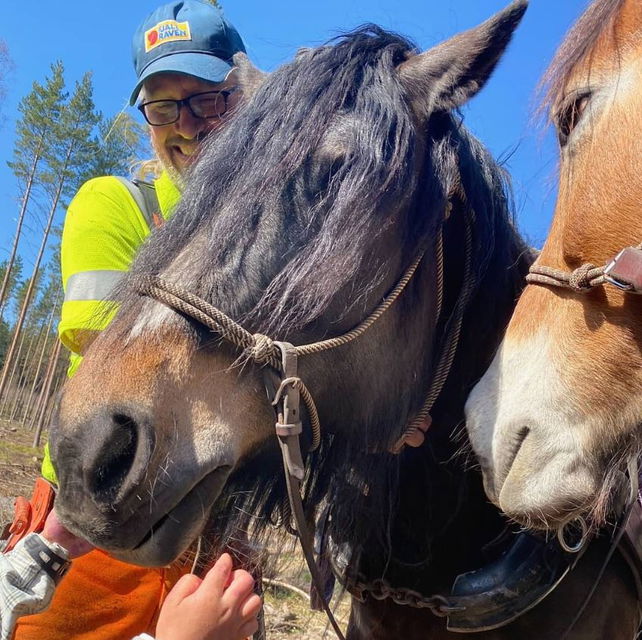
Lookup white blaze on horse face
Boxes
[465,327,600,528]
[129,231,213,340]
[129,299,178,340]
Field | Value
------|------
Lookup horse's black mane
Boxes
[119,26,528,580]
[123,26,515,339]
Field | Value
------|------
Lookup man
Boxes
[15,2,248,638]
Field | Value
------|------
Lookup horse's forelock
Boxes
[541,0,625,114]
[124,27,427,332]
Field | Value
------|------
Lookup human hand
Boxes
[156,553,262,640]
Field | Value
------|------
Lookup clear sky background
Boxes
[1,0,589,271]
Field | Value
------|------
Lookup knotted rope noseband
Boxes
[527,243,642,294]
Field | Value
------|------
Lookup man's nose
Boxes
[174,105,202,139]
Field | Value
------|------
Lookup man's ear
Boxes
[398,0,527,117]
[233,52,268,99]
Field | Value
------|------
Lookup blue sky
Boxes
[1,0,588,269]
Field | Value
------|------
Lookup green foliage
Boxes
[13,272,42,317]
[27,268,60,330]
[0,320,10,368]
[0,257,23,306]
[7,61,67,188]
[40,71,100,200]
[83,111,149,179]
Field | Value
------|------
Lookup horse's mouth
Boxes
[495,424,530,495]
[114,464,232,567]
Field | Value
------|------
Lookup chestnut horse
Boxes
[466,0,642,535]
[51,3,639,638]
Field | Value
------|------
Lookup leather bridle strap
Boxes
[272,341,347,639]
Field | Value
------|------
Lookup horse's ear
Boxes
[398,0,527,115]
[233,52,268,99]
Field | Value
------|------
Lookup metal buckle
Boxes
[272,342,305,481]
[603,247,642,293]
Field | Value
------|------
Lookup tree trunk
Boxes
[0,323,29,418]
[8,323,41,421]
[21,297,59,427]
[0,140,44,321]
[33,339,61,447]
[0,168,67,401]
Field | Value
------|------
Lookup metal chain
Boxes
[347,576,460,616]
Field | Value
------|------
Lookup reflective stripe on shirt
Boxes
[64,270,124,302]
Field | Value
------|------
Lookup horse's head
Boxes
[466,0,642,531]
[52,2,527,566]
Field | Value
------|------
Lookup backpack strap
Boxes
[115,177,163,230]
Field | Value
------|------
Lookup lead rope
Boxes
[391,209,473,453]
[271,341,347,639]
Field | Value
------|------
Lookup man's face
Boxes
[142,72,240,177]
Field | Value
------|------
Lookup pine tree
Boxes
[83,111,149,179]
[2,63,67,322]
[0,72,99,400]
[0,255,24,322]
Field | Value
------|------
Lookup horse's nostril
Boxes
[87,413,140,503]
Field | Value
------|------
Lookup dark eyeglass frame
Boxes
[137,88,239,126]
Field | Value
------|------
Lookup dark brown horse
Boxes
[51,2,639,638]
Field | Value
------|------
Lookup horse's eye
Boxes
[311,156,344,197]
[555,92,591,147]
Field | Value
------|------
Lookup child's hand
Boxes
[156,553,262,640]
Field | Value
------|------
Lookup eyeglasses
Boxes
[137,88,239,126]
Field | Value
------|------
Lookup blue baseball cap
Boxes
[129,0,246,105]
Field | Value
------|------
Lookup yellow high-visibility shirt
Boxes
[42,171,180,483]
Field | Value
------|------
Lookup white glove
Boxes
[0,533,70,640]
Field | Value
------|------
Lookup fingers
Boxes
[165,573,203,603]
[221,569,255,604]
[200,552,234,599]
[239,618,260,639]
[240,593,263,619]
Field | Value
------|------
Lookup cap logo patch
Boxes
[144,20,192,52]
